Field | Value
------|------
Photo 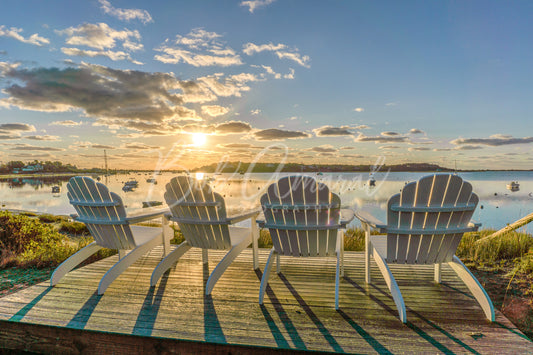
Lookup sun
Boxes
[191,133,207,146]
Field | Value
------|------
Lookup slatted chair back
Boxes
[386,174,478,265]
[164,176,231,250]
[260,176,341,257]
[67,176,136,250]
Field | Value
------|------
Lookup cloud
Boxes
[155,29,242,67]
[354,133,408,143]
[251,109,261,115]
[1,63,203,129]
[10,152,53,158]
[122,142,159,150]
[379,145,401,150]
[243,42,310,68]
[197,74,253,98]
[0,123,36,131]
[25,135,60,141]
[218,143,262,149]
[50,120,82,126]
[451,135,533,146]
[98,0,153,24]
[340,154,363,158]
[0,25,49,46]
[454,145,483,150]
[60,47,142,64]
[240,0,276,13]
[56,23,142,52]
[91,144,116,149]
[0,133,21,140]
[9,143,64,151]
[215,120,252,134]
[381,131,400,136]
[354,107,364,112]
[253,128,310,141]
[201,105,229,117]
[313,125,353,136]
[408,147,431,151]
[410,128,424,134]
[261,65,295,80]
[305,145,337,153]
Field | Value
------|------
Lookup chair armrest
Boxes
[226,208,262,224]
[354,210,387,232]
[339,209,355,228]
[468,221,482,231]
[126,207,170,224]
[70,214,79,220]
[256,219,266,228]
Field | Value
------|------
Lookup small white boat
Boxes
[506,181,520,191]
[51,186,61,193]
[368,173,376,187]
[122,180,138,191]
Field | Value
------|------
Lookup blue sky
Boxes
[1,0,533,170]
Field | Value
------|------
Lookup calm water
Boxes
[1,171,532,232]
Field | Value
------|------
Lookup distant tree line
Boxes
[0,160,107,174]
[192,162,452,173]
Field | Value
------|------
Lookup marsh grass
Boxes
[457,229,533,266]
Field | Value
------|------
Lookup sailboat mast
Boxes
[104,150,109,184]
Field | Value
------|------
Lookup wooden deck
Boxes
[0,246,531,354]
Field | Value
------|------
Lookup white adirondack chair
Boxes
[50,176,171,295]
[150,176,260,295]
[355,174,494,323]
[258,176,354,309]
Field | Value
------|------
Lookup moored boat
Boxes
[506,181,520,191]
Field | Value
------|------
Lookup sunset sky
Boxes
[1,1,533,170]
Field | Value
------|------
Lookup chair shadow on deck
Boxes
[9,286,53,322]
[67,292,102,329]
[255,269,304,350]
[203,262,226,344]
[132,272,170,336]
[344,276,480,355]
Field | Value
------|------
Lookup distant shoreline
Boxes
[0,173,89,179]
[0,170,532,179]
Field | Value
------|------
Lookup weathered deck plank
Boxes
[0,246,531,354]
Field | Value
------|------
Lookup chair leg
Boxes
[206,235,252,295]
[150,241,192,286]
[448,255,495,321]
[252,219,259,270]
[202,249,208,264]
[372,248,407,323]
[162,215,172,256]
[98,235,162,295]
[337,230,345,277]
[50,242,103,286]
[259,247,276,305]
[363,222,371,283]
[335,249,341,310]
[434,263,441,283]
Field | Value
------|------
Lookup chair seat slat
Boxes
[171,217,228,225]
[176,201,221,207]
[390,204,476,213]
[70,200,120,207]
[387,226,476,235]
[75,217,128,225]
[263,203,339,210]
[263,223,343,231]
